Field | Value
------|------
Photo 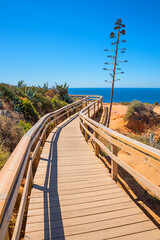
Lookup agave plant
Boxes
[55,82,71,103]
[25,87,37,101]
[43,82,49,91]
[150,131,155,145]
[17,80,26,88]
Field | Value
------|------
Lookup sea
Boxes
[68,88,160,104]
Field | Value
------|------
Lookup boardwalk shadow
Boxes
[33,114,79,239]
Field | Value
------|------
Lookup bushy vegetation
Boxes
[0,144,10,170]
[51,96,67,110]
[18,120,32,134]
[122,100,160,149]
[0,81,72,169]
[0,82,72,122]
[0,116,25,152]
[55,82,72,103]
[124,100,154,122]
[14,97,39,122]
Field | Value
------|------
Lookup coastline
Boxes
[69,88,160,104]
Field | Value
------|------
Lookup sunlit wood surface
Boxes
[25,114,160,240]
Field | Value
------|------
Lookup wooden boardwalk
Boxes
[25,113,160,240]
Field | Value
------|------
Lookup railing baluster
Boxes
[35,145,41,167]
[88,107,90,118]
[97,101,99,116]
[48,118,52,133]
[67,109,70,118]
[85,123,88,141]
[111,144,118,181]
[95,132,99,156]
[101,98,103,109]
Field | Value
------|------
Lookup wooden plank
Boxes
[28,191,125,210]
[31,182,118,196]
[24,219,156,239]
[26,201,136,223]
[25,208,143,233]
[27,196,131,216]
[29,188,123,204]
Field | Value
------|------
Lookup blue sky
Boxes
[0,0,160,88]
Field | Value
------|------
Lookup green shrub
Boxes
[33,94,53,114]
[0,100,3,109]
[0,116,24,152]
[18,120,32,134]
[119,102,130,105]
[51,97,67,110]
[14,97,39,122]
[0,91,4,109]
[154,101,159,106]
[0,144,10,170]
[124,100,146,121]
[0,83,26,102]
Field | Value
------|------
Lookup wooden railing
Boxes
[0,96,90,240]
[79,97,160,200]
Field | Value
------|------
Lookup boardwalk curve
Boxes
[25,114,160,239]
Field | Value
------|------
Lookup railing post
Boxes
[101,98,103,110]
[94,103,96,119]
[34,143,41,167]
[85,123,88,141]
[43,131,46,144]
[88,107,90,118]
[67,109,70,118]
[48,118,51,134]
[28,166,33,194]
[95,132,99,156]
[111,144,118,181]
[97,101,99,116]
[54,116,57,127]
[80,118,83,133]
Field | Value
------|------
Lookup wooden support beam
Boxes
[95,132,99,156]
[94,103,96,119]
[111,144,118,181]
[28,167,33,195]
[88,107,90,118]
[34,145,41,167]
[67,110,70,118]
[48,119,51,134]
[97,101,99,116]
[85,123,88,141]
[43,132,46,145]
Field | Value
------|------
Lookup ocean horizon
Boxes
[68,88,160,104]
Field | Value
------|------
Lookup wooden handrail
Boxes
[0,96,89,240]
[79,97,160,199]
